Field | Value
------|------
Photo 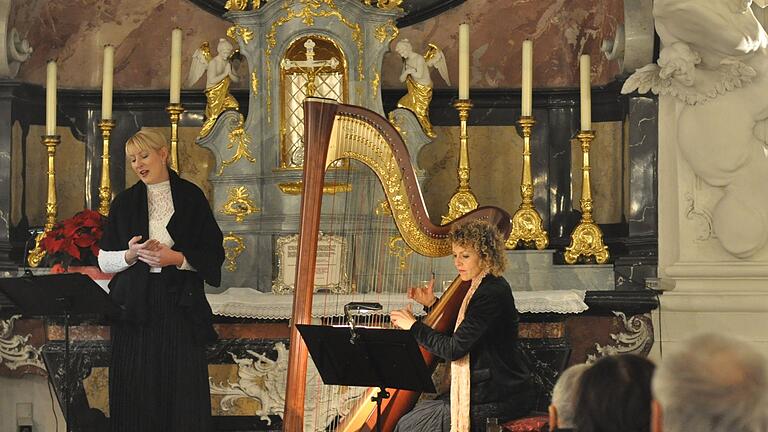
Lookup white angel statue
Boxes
[187,38,240,138]
[395,39,450,138]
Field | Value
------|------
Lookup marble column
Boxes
[0,82,19,271]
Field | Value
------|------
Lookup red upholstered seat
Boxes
[502,415,548,432]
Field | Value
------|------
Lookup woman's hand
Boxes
[407,277,437,308]
[136,243,184,268]
[125,236,160,264]
[390,304,417,330]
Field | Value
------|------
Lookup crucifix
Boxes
[281,38,340,97]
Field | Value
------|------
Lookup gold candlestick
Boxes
[27,135,61,267]
[442,99,478,224]
[166,103,185,172]
[565,130,609,264]
[98,119,116,216]
[506,116,548,249]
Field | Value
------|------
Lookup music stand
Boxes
[0,272,122,432]
[297,324,435,432]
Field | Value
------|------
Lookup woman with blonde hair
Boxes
[99,129,224,432]
[390,219,532,431]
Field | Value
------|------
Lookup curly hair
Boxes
[448,219,506,276]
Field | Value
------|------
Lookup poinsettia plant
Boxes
[39,209,106,270]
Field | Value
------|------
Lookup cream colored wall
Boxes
[0,375,66,432]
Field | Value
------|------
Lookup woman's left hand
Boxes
[390,304,417,330]
[136,243,184,268]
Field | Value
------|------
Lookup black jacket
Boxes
[99,170,224,343]
[410,274,531,405]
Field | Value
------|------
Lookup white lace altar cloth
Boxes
[206,289,588,319]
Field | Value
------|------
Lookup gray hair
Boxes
[551,363,590,429]
[653,333,768,432]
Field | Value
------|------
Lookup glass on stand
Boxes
[485,417,501,432]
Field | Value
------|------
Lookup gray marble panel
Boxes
[627,96,658,238]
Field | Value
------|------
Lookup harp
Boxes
[283,98,512,431]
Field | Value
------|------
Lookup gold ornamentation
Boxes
[97,119,115,216]
[223,233,246,272]
[220,186,260,222]
[27,135,61,267]
[227,25,254,45]
[224,0,248,10]
[264,0,365,120]
[565,130,609,264]
[371,72,380,99]
[442,100,478,224]
[375,0,403,10]
[375,198,391,216]
[277,181,351,195]
[166,104,184,173]
[398,76,435,138]
[388,235,412,269]
[374,19,399,43]
[218,115,256,175]
[252,0,262,8]
[200,76,239,139]
[506,117,548,249]
[251,70,259,96]
[331,115,449,257]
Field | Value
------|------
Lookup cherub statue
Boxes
[188,38,240,138]
[394,39,450,138]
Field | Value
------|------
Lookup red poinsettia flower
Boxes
[40,209,106,270]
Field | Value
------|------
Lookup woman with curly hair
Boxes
[390,219,532,431]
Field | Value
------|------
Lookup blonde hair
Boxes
[448,219,507,276]
[125,129,169,165]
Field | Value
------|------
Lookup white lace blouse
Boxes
[98,181,195,274]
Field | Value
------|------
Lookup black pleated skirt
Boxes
[110,274,212,432]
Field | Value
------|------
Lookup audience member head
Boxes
[574,354,655,432]
[549,363,589,432]
[651,333,768,432]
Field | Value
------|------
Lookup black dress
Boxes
[394,274,532,432]
[100,171,224,432]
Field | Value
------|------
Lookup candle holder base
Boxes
[441,190,479,224]
[564,221,609,264]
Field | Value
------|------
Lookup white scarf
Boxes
[450,270,488,432]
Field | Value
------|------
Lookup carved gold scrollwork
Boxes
[223,233,246,272]
[220,186,260,222]
[277,181,351,195]
[388,235,412,269]
[225,0,248,10]
[218,115,256,175]
[251,70,259,96]
[227,25,254,45]
[371,72,380,100]
[374,20,399,43]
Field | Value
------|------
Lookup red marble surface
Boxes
[11,0,622,89]
[382,0,623,88]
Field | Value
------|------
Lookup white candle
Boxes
[521,40,533,117]
[101,45,114,120]
[580,54,591,130]
[458,23,469,100]
[169,28,182,104]
[45,60,57,135]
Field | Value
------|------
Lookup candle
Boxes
[521,40,533,117]
[101,45,114,120]
[170,28,182,104]
[459,23,469,100]
[580,54,591,130]
[45,60,57,136]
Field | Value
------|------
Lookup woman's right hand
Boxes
[124,235,160,264]
[407,277,437,308]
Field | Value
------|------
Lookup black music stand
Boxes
[0,272,122,432]
[297,324,435,432]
